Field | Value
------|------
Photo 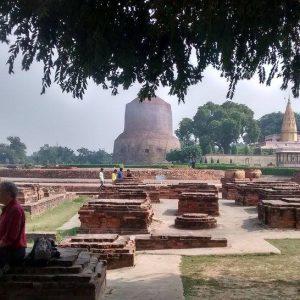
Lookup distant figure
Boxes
[126,169,133,178]
[191,157,196,169]
[99,168,105,190]
[112,169,118,184]
[0,181,27,275]
[117,168,124,180]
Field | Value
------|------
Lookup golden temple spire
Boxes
[281,96,298,142]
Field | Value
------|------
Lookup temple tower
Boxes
[113,97,180,164]
[281,98,298,142]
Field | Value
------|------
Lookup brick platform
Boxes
[177,192,219,216]
[175,213,217,229]
[221,178,250,199]
[60,234,135,269]
[15,184,77,216]
[23,192,77,216]
[135,234,227,250]
[0,248,107,300]
[98,189,148,200]
[221,179,300,206]
[79,198,153,234]
[258,199,300,229]
[159,182,218,199]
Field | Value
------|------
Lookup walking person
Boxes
[99,168,105,190]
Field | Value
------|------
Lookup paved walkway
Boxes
[57,213,80,231]
[58,197,300,299]
[105,254,183,300]
[147,199,300,255]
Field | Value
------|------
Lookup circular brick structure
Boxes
[113,97,180,164]
[175,213,217,229]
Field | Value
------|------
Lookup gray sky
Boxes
[0,43,297,154]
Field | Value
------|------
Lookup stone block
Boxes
[0,248,107,300]
[60,234,135,270]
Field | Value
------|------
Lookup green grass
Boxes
[181,239,300,300]
[26,197,88,232]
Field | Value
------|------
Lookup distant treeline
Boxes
[0,136,112,165]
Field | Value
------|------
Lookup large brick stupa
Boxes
[113,97,180,164]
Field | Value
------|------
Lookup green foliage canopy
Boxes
[0,1,299,101]
[166,144,202,163]
[177,101,260,154]
[31,145,112,165]
[258,112,300,141]
[0,136,27,164]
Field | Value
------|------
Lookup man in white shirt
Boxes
[99,168,104,190]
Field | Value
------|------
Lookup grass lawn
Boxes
[26,196,88,232]
[181,239,300,300]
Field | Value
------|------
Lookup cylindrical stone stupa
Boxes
[113,97,180,164]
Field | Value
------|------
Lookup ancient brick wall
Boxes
[135,235,227,250]
[0,167,224,180]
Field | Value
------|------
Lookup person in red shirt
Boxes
[0,181,27,271]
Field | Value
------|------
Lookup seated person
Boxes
[112,169,118,184]
[0,182,27,274]
[126,169,133,177]
[117,168,124,180]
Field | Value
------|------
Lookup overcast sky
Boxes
[0,42,298,154]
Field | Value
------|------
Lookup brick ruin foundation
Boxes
[258,198,300,229]
[221,179,300,206]
[79,198,153,234]
[0,248,107,300]
[159,182,218,199]
[0,167,224,181]
[175,213,217,229]
[177,192,219,216]
[60,234,135,269]
[135,234,227,250]
[220,173,300,229]
[16,184,77,216]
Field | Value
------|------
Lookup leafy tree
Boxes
[7,136,27,163]
[166,149,183,163]
[31,145,112,165]
[32,145,76,165]
[0,1,299,100]
[181,144,202,160]
[258,112,300,141]
[76,148,112,164]
[181,101,260,154]
[0,136,27,164]
[166,145,201,163]
[175,118,196,146]
[231,144,238,154]
[0,143,13,164]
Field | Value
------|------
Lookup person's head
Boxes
[0,181,18,206]
[120,168,123,172]
[113,169,117,173]
[127,169,131,172]
[100,168,104,171]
